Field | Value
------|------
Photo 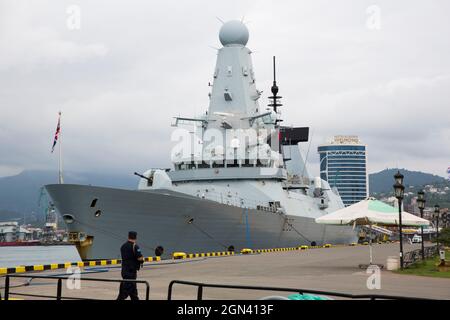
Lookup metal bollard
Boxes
[439,250,446,266]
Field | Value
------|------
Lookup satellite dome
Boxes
[219,20,249,47]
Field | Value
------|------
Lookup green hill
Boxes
[369,168,450,208]
[0,170,137,224]
[369,168,446,194]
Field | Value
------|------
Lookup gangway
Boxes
[366,225,393,236]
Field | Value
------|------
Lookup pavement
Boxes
[3,243,450,300]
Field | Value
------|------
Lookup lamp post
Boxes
[393,170,405,269]
[434,204,440,253]
[443,212,448,229]
[417,190,426,260]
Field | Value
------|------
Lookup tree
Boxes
[434,227,450,247]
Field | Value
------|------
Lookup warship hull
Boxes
[46,184,357,260]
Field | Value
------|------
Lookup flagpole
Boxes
[58,111,64,184]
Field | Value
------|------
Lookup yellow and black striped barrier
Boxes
[0,256,161,275]
[183,241,390,258]
[173,251,235,259]
[254,246,299,253]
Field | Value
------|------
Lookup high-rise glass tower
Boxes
[318,136,368,206]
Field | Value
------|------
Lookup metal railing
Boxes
[2,276,434,300]
[2,274,150,300]
[167,280,430,300]
[404,245,438,268]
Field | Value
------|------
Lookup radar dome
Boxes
[219,20,249,46]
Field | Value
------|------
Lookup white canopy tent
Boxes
[315,197,430,266]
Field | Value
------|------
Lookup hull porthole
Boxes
[62,214,74,224]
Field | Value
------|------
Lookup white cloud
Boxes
[0,0,449,178]
[0,1,108,71]
[303,74,450,177]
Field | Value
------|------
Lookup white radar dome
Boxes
[219,20,249,46]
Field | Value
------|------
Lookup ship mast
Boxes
[268,56,282,123]
[58,111,64,184]
[268,56,283,156]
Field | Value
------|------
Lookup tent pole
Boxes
[369,225,373,265]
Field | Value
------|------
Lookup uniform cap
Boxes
[128,231,137,239]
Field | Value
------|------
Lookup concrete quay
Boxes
[3,243,449,300]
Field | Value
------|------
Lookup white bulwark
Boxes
[318,136,369,207]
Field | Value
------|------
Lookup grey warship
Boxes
[45,20,357,260]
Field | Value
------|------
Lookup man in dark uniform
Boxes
[117,231,144,300]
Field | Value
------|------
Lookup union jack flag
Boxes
[51,112,61,153]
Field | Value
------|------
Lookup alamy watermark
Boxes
[366,5,381,30]
[366,265,381,290]
[66,5,81,30]
[170,127,282,176]
[66,266,81,290]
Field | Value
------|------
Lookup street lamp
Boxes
[434,204,440,253]
[417,190,426,260]
[443,212,448,229]
[393,170,405,269]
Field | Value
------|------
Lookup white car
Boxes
[412,235,422,243]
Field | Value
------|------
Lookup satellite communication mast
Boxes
[268,56,283,120]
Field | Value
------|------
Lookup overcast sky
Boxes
[0,0,449,179]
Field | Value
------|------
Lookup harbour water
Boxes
[0,245,81,268]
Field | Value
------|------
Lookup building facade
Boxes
[318,136,368,206]
[0,221,32,242]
